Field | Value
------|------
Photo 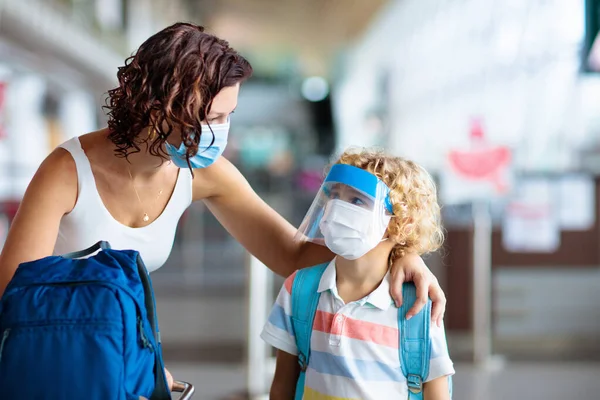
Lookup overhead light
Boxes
[301,76,329,102]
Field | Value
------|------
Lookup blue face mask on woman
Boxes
[164,121,230,169]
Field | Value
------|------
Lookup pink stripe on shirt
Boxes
[284,271,298,295]
[314,310,399,349]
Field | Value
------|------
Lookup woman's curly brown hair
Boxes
[104,22,252,162]
[333,148,444,265]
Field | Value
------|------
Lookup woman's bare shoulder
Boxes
[33,145,79,211]
[0,145,79,294]
[191,156,247,201]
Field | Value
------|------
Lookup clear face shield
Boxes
[295,164,393,260]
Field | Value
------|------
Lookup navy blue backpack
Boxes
[0,241,171,400]
[290,264,452,400]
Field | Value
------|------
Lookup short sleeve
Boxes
[426,321,455,382]
[260,271,299,356]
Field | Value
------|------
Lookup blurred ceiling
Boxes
[185,0,388,77]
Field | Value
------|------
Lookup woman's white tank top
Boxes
[53,137,193,272]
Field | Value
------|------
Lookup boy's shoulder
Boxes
[284,262,330,297]
[283,270,298,295]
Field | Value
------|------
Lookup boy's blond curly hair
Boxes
[332,147,444,265]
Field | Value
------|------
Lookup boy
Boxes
[261,148,454,399]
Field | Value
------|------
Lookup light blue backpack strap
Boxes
[399,283,431,400]
[290,263,328,400]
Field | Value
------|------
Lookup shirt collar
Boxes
[317,259,337,293]
[365,272,395,310]
[317,259,395,311]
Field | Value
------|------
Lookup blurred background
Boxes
[1,0,600,399]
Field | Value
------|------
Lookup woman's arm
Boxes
[197,157,332,278]
[270,350,300,400]
[423,376,451,400]
[198,157,447,321]
[390,252,447,326]
[0,149,77,297]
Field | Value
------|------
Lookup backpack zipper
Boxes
[4,280,156,354]
[0,329,10,364]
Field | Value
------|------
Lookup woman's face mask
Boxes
[164,120,230,169]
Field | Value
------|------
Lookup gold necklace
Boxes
[127,167,163,222]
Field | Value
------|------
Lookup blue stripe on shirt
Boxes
[268,303,295,336]
[309,350,405,382]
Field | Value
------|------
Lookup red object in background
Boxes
[0,82,6,106]
[448,147,511,180]
[0,201,20,223]
[296,170,323,192]
[448,118,512,193]
[469,117,485,140]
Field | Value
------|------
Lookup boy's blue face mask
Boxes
[164,121,230,169]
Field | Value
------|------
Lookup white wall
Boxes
[58,90,99,140]
[334,0,593,173]
[0,74,49,199]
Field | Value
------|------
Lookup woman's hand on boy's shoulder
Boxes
[389,252,446,327]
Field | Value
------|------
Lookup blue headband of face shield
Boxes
[323,164,393,213]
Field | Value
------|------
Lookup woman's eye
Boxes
[207,116,222,123]
[330,192,340,199]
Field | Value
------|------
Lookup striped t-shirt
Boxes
[261,259,455,400]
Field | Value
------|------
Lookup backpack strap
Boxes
[61,241,111,259]
[136,255,171,400]
[290,263,328,400]
[398,283,431,400]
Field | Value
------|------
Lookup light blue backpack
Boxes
[290,263,452,400]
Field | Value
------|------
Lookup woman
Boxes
[0,22,446,370]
